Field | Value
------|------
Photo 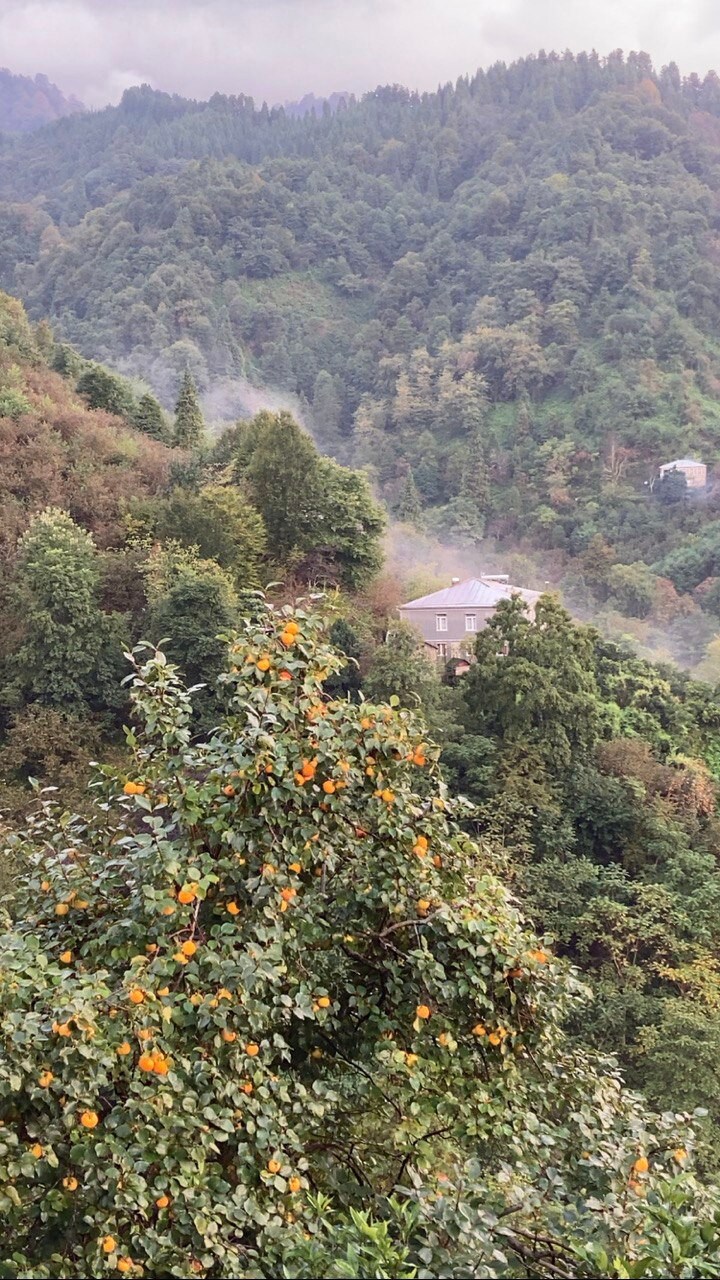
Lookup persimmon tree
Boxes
[0,601,718,1279]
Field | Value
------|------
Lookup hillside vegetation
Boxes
[3,605,720,1279]
[0,289,383,817]
[5,49,720,1276]
[4,52,720,665]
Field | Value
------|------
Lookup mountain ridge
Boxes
[0,66,85,134]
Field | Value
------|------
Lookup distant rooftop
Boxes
[660,457,704,469]
[400,576,541,610]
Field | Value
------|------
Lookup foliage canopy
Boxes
[1,606,718,1278]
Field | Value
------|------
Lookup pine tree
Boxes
[133,392,168,441]
[173,370,205,448]
[396,469,422,523]
[461,425,490,510]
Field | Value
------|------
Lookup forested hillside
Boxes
[0,289,383,819]
[3,274,720,1269]
[4,51,720,668]
[0,68,84,134]
[7,48,720,1275]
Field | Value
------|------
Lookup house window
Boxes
[465,614,477,632]
[435,614,447,632]
[437,643,447,657]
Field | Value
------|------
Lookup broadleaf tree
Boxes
[0,603,718,1278]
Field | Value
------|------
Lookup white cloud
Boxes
[0,0,718,109]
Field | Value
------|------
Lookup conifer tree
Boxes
[173,370,204,448]
[133,392,168,441]
[461,425,490,510]
[311,369,342,447]
[397,469,422,523]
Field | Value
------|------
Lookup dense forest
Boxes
[4,52,720,668]
[5,45,720,1277]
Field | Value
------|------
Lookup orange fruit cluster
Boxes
[280,620,300,647]
[487,1027,508,1046]
[279,886,297,913]
[138,1049,169,1075]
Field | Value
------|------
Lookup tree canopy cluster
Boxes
[3,603,720,1278]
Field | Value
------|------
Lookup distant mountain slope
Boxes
[0,68,85,134]
[7,50,720,655]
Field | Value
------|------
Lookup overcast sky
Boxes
[1,0,719,109]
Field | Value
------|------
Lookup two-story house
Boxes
[399,575,540,658]
[658,457,707,489]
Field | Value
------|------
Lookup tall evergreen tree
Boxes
[461,425,490,510]
[133,391,168,441]
[311,369,342,448]
[396,468,422,523]
[173,370,205,448]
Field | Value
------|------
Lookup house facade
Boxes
[399,576,541,658]
[658,457,707,489]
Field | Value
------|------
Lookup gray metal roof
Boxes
[399,577,541,610]
[659,458,704,469]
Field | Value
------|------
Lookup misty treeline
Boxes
[3,51,720,672]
